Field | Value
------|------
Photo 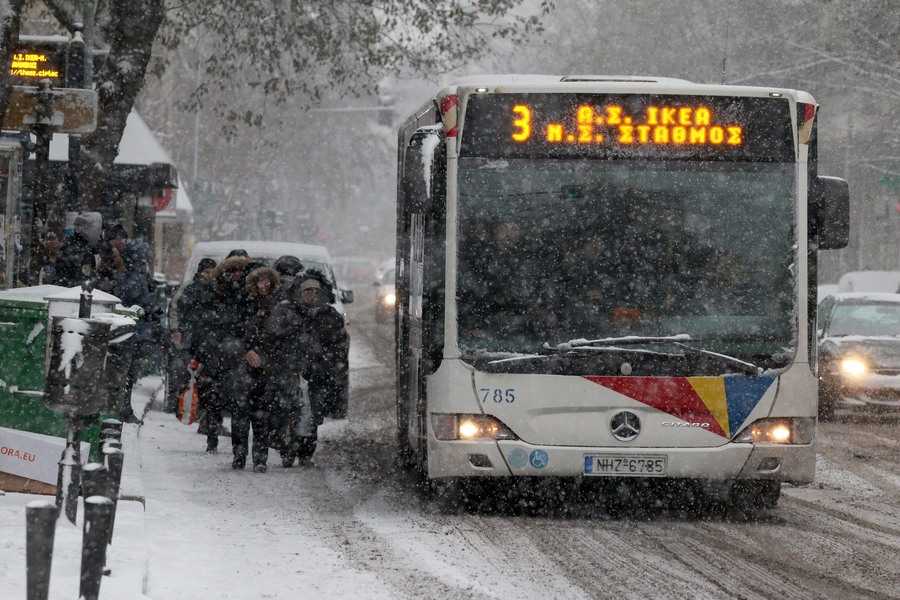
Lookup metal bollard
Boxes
[103,439,122,452]
[25,500,57,600]
[81,462,110,499]
[102,446,124,544]
[101,418,123,435]
[54,428,82,524]
[100,427,122,443]
[79,496,113,600]
[78,282,94,319]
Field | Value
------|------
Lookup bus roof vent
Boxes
[560,75,692,84]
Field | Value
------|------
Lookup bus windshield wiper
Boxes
[552,335,693,350]
[546,335,763,376]
[484,346,673,365]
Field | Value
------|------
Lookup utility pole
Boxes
[26,82,55,284]
[720,19,729,84]
[847,112,862,270]
[11,32,99,284]
[192,51,202,181]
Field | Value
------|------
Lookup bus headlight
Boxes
[382,292,397,307]
[431,414,518,441]
[839,357,867,378]
[733,418,815,445]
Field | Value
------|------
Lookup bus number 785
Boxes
[480,388,516,404]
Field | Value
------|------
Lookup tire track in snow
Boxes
[781,494,900,543]
[662,518,900,600]
[509,517,727,600]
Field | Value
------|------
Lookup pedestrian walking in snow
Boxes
[53,214,98,286]
[110,239,160,424]
[171,258,216,424]
[191,255,254,462]
[236,266,281,473]
[264,269,348,466]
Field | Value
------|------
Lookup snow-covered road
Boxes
[136,294,900,599]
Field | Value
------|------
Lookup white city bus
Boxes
[394,75,849,507]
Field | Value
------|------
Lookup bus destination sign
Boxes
[512,103,742,147]
[9,47,63,84]
[461,94,794,161]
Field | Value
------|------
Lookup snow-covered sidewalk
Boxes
[0,493,149,599]
[0,375,162,599]
[138,412,399,599]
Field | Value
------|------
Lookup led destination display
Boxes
[461,94,794,161]
[9,49,63,83]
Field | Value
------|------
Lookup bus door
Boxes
[398,128,446,463]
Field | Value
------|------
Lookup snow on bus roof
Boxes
[445,74,694,88]
[436,74,813,103]
[191,240,331,260]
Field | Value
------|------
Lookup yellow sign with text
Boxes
[10,50,62,81]
[513,103,743,148]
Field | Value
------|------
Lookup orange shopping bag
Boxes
[176,361,200,425]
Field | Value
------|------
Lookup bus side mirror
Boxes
[812,175,849,250]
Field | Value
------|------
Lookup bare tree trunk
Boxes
[79,0,164,211]
[0,0,27,117]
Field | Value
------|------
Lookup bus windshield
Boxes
[456,158,796,370]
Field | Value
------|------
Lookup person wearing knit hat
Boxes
[263,269,347,466]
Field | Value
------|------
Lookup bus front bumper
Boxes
[427,438,815,484]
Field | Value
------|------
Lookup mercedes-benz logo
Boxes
[610,411,641,442]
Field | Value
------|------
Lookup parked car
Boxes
[374,268,396,323]
[169,240,353,419]
[837,271,900,294]
[816,292,900,419]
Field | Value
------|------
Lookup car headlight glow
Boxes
[733,418,815,444]
[839,357,867,378]
[382,292,396,306]
[431,414,518,441]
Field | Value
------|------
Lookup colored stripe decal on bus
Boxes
[687,377,730,437]
[584,377,726,437]
[584,376,775,438]
[724,376,776,433]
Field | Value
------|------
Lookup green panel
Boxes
[0,389,63,435]
[0,295,102,456]
[0,388,103,456]
[0,301,48,391]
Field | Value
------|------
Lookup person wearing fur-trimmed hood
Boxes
[191,255,254,463]
[235,266,281,473]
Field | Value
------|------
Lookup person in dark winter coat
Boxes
[177,258,217,345]
[115,240,155,312]
[236,266,280,472]
[261,269,348,466]
[53,216,97,286]
[94,224,128,294]
[191,256,255,461]
[168,258,216,422]
[294,272,348,423]
[273,255,304,294]
[109,239,159,423]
